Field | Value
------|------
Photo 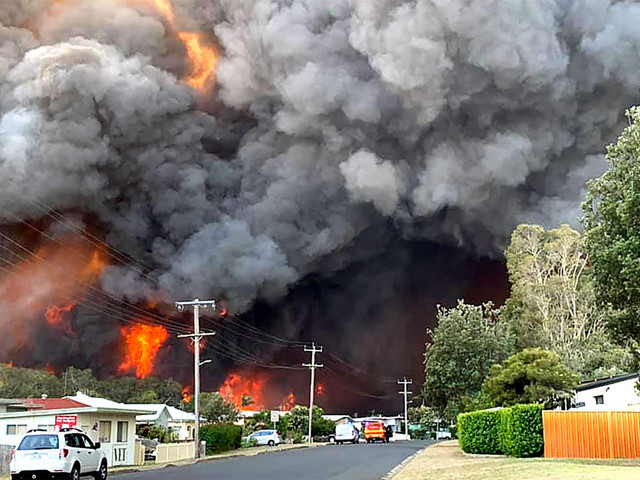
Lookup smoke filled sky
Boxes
[0,0,638,409]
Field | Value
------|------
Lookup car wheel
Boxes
[93,460,108,480]
[69,463,80,480]
[268,440,275,447]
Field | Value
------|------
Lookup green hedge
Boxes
[502,404,543,457]
[200,423,242,454]
[457,404,543,457]
[458,409,502,454]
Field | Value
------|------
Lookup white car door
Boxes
[80,434,100,472]
[65,434,86,472]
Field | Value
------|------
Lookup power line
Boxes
[0,230,179,327]
[0,238,187,333]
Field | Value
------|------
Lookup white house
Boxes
[0,393,153,467]
[574,372,640,410]
[132,404,196,441]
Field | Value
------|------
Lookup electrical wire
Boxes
[0,236,188,333]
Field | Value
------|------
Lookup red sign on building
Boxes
[54,415,78,431]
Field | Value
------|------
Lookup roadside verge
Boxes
[388,440,640,480]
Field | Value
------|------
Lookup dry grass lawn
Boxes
[393,441,640,480]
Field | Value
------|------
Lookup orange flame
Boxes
[45,302,76,329]
[186,338,206,354]
[218,372,266,410]
[147,0,216,90]
[316,383,325,396]
[0,236,107,346]
[44,364,56,375]
[281,392,296,411]
[182,385,192,404]
[46,0,217,91]
[177,32,217,91]
[119,324,169,378]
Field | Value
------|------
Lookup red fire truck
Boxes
[364,421,387,443]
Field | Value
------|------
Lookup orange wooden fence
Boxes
[543,410,640,458]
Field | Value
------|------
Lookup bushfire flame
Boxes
[281,392,296,411]
[0,236,107,345]
[46,0,216,91]
[219,373,266,410]
[316,383,325,396]
[45,302,76,329]
[119,324,169,378]
[182,386,192,404]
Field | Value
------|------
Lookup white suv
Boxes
[10,429,108,480]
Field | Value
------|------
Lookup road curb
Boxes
[382,441,434,480]
[112,443,323,476]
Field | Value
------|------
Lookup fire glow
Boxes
[46,0,217,91]
[45,302,76,330]
[219,372,266,410]
[119,324,169,378]
[0,236,107,345]
[182,385,192,404]
[281,392,296,411]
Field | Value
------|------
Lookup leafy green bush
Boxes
[457,409,502,454]
[500,404,543,457]
[200,423,242,454]
[459,404,544,457]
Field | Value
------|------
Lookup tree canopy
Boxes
[0,364,183,406]
[583,105,640,349]
[198,392,239,424]
[423,300,512,420]
[482,348,580,408]
[502,224,633,377]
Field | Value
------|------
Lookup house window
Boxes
[99,421,112,443]
[117,421,128,443]
[595,395,604,405]
[6,425,27,435]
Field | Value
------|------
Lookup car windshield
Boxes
[18,435,59,450]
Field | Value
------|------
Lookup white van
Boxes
[333,423,359,445]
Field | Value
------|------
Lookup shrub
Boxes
[200,423,242,454]
[458,404,544,457]
[500,404,543,457]
[457,409,502,454]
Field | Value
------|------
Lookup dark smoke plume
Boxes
[0,0,638,404]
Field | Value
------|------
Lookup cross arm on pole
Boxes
[178,332,217,339]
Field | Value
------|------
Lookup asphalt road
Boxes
[114,440,431,480]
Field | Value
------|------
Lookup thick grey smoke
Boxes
[0,0,638,316]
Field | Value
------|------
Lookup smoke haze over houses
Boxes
[0,0,638,409]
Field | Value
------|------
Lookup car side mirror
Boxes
[94,442,101,449]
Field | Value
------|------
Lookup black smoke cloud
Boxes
[0,0,637,403]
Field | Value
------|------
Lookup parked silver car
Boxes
[248,430,282,446]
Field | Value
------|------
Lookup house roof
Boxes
[130,404,196,423]
[576,372,640,392]
[166,406,195,422]
[66,392,155,415]
[129,404,169,422]
[0,393,154,419]
[21,398,89,411]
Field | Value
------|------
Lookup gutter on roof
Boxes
[575,372,640,392]
[0,407,97,418]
